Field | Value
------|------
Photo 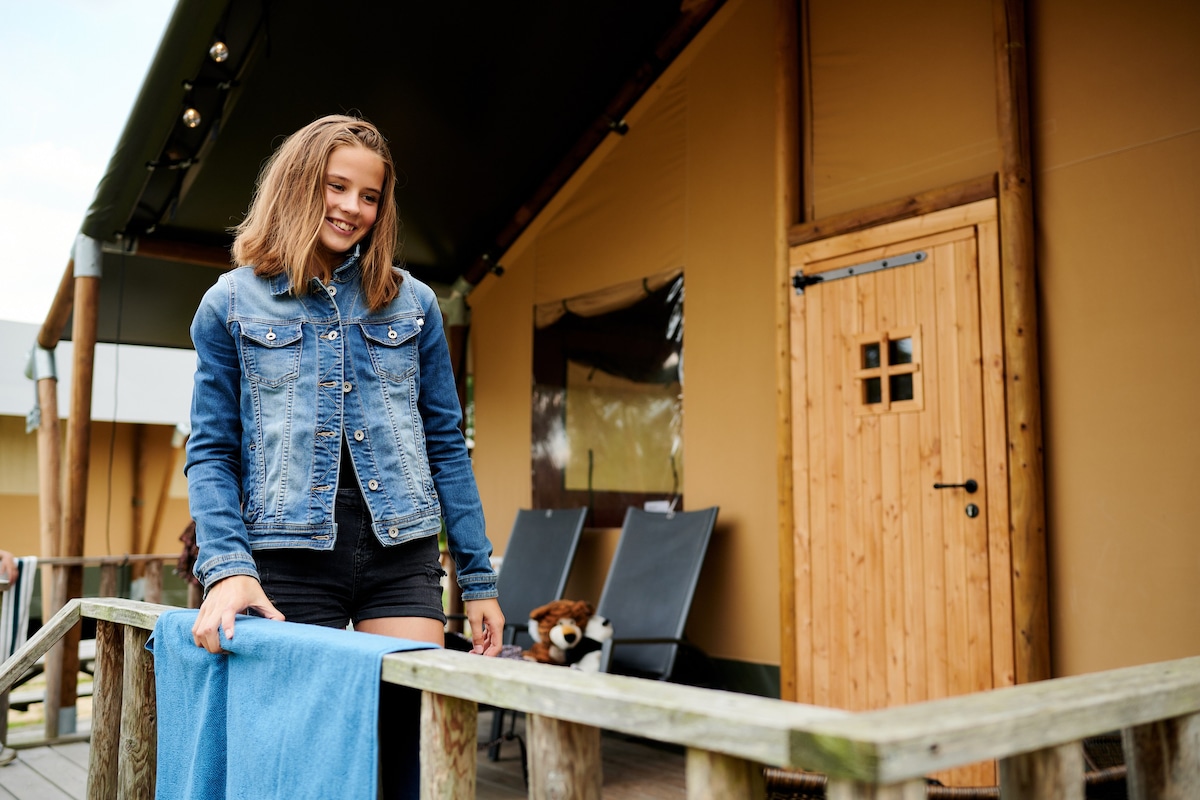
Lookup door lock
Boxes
[933,479,978,494]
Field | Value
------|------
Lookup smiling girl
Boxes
[185,115,503,797]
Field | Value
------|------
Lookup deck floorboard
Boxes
[2,715,687,799]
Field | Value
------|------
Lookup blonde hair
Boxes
[232,114,401,310]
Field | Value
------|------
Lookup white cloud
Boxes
[0,0,176,324]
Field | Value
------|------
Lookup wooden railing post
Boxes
[686,748,766,798]
[420,691,477,799]
[528,714,602,800]
[87,620,125,799]
[143,559,163,604]
[99,564,119,598]
[825,779,925,799]
[118,625,156,799]
[1123,712,1200,800]
[998,742,1084,799]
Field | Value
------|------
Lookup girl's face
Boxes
[316,144,385,269]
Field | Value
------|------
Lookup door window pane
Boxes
[888,337,913,365]
[861,342,881,369]
[889,373,914,402]
[864,377,882,405]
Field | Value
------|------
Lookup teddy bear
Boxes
[522,599,613,671]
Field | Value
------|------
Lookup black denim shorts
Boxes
[254,488,447,629]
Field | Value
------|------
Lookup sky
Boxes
[0,0,177,324]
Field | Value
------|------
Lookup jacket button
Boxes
[328,285,337,297]
[367,479,380,491]
[343,382,353,393]
[354,429,365,441]
[327,330,339,340]
[388,527,399,539]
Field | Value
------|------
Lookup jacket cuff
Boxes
[460,586,499,601]
[197,554,261,593]
[458,571,499,602]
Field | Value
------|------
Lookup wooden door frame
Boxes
[774,0,1046,701]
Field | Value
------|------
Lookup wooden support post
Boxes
[528,714,602,800]
[994,0,1050,685]
[99,564,119,598]
[130,424,145,578]
[1123,712,1200,800]
[35,369,63,630]
[118,625,156,799]
[34,367,65,740]
[143,559,163,604]
[825,779,926,800]
[686,748,766,799]
[86,620,125,800]
[998,742,1085,799]
[419,691,476,799]
[57,269,102,731]
[774,0,801,705]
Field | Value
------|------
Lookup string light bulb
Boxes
[209,41,230,62]
[182,107,202,128]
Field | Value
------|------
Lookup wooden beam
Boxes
[994,0,1050,685]
[129,424,145,569]
[35,370,63,634]
[788,174,997,246]
[132,236,231,268]
[798,0,814,222]
[774,0,801,704]
[37,259,75,350]
[56,272,101,727]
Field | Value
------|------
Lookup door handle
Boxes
[933,479,978,494]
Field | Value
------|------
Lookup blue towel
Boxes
[148,609,435,800]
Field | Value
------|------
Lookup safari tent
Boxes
[11,0,1198,751]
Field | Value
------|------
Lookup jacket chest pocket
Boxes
[361,319,421,382]
[240,322,303,387]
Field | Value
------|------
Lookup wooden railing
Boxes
[31,553,195,742]
[3,598,1199,798]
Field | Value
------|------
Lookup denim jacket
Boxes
[185,255,497,601]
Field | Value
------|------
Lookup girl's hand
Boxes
[463,597,505,657]
[192,574,285,653]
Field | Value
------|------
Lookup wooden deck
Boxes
[1,715,687,799]
[1,741,90,799]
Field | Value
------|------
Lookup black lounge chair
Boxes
[595,505,719,685]
[472,507,587,763]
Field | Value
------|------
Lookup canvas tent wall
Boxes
[468,0,1200,700]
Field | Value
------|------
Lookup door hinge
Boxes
[793,250,927,294]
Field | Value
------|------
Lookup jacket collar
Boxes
[267,244,362,297]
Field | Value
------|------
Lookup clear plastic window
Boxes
[532,275,684,527]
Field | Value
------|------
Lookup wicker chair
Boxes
[762,734,1128,800]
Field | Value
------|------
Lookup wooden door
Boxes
[788,201,1013,786]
